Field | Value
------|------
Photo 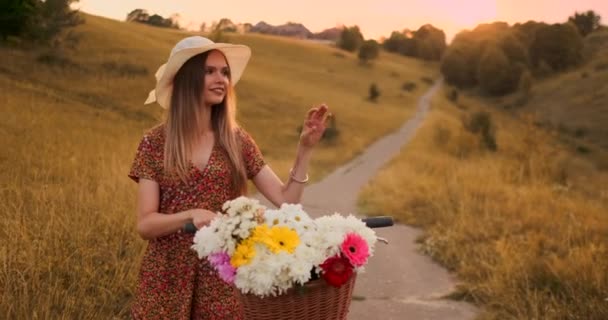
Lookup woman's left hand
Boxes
[300,104,331,148]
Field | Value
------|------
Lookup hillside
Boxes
[515,29,608,152]
[0,13,437,318]
[358,31,608,319]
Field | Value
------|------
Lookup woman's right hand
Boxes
[189,209,217,229]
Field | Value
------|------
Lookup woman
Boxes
[128,36,329,319]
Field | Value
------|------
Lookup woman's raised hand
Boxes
[300,104,331,149]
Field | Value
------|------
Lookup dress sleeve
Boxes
[238,128,266,179]
[128,134,162,183]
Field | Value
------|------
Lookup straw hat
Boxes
[144,36,251,109]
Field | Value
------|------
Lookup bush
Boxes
[595,60,608,71]
[402,81,417,92]
[463,111,497,151]
[447,88,459,102]
[433,126,451,147]
[332,51,346,59]
[322,115,340,142]
[369,83,380,102]
[358,40,379,63]
[296,115,340,142]
[36,50,77,68]
[421,77,434,85]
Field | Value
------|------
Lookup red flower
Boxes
[320,255,354,287]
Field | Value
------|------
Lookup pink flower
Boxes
[340,233,370,267]
[216,263,236,284]
[208,252,230,267]
[208,252,236,284]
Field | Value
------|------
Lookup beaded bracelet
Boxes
[289,168,309,184]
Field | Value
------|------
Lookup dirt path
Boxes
[257,79,477,319]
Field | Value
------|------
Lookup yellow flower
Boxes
[250,225,280,252]
[268,226,300,254]
[231,240,256,267]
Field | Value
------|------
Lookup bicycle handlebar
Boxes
[183,216,394,234]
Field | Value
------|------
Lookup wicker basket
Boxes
[237,274,357,320]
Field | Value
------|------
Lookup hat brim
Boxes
[149,43,251,109]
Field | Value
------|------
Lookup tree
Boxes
[25,0,83,43]
[216,18,236,32]
[568,10,601,37]
[383,31,406,52]
[338,25,364,52]
[0,0,38,39]
[147,14,165,27]
[477,45,515,95]
[126,9,149,22]
[440,39,479,88]
[413,24,446,60]
[382,30,417,56]
[531,23,583,71]
[358,40,379,63]
[497,32,529,66]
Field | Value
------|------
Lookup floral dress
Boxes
[128,124,266,320]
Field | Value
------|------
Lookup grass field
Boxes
[0,13,437,318]
[358,87,608,319]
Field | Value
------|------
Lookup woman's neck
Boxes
[197,108,214,137]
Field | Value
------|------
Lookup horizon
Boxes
[78,0,608,42]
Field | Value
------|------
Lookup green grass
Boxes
[0,13,437,319]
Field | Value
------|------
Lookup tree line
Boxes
[336,24,447,64]
[126,9,180,29]
[441,10,603,96]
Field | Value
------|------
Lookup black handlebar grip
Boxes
[362,216,394,228]
[183,222,197,234]
[183,216,394,234]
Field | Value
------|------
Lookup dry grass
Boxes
[0,76,140,318]
[359,90,608,319]
[0,13,436,319]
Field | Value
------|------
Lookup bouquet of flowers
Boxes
[191,196,377,297]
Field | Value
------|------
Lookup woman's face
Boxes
[202,50,230,107]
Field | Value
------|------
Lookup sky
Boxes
[77,0,608,42]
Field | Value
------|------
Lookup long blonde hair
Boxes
[163,51,248,194]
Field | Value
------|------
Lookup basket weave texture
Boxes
[237,274,357,320]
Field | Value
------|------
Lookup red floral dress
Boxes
[128,124,265,320]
